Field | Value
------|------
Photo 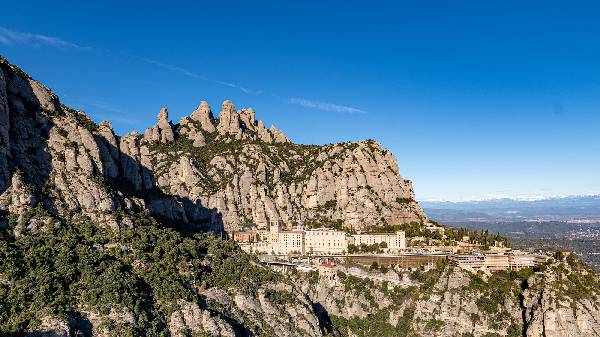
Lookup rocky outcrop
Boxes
[24,316,70,337]
[0,59,120,228]
[0,56,425,232]
[22,307,138,337]
[410,267,523,336]
[270,125,290,143]
[95,120,120,178]
[119,131,147,192]
[257,120,273,143]
[144,107,175,143]
[239,108,256,130]
[169,301,236,337]
[139,115,424,231]
[169,283,322,337]
[198,284,322,337]
[178,116,206,147]
[522,258,600,337]
[217,99,243,137]
[0,170,36,217]
[190,100,216,133]
[79,307,137,337]
[299,259,600,337]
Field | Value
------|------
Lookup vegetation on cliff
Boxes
[0,212,283,335]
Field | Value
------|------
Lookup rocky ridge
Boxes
[296,256,600,337]
[0,56,425,233]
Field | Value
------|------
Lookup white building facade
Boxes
[259,222,405,255]
[305,228,348,254]
[348,231,406,252]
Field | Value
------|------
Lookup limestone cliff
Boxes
[296,257,600,337]
[1,215,324,337]
[0,56,425,233]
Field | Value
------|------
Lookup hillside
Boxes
[2,215,599,336]
[1,57,599,337]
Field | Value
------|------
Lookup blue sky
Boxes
[1,1,599,201]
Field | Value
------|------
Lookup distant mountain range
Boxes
[421,195,600,223]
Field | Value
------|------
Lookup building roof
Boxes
[354,232,402,236]
[319,263,337,268]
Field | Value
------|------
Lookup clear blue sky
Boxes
[1,1,599,201]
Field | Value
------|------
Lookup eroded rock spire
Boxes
[190,101,216,133]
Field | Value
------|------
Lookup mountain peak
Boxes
[0,56,425,233]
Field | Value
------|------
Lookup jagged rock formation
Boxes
[523,260,600,336]
[169,284,322,337]
[144,107,175,143]
[297,257,600,337]
[0,56,425,232]
[190,100,216,133]
[169,300,237,337]
[1,56,600,337]
[217,99,243,137]
[26,284,323,337]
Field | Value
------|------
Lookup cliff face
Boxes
[522,260,600,336]
[297,258,600,337]
[0,56,425,233]
[0,215,325,337]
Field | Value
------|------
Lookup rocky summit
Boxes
[1,56,599,337]
[0,56,425,234]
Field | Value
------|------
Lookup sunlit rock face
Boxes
[0,57,425,232]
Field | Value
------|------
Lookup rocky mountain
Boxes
[0,56,425,233]
[1,56,599,337]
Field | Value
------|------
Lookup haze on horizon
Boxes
[1,1,599,201]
